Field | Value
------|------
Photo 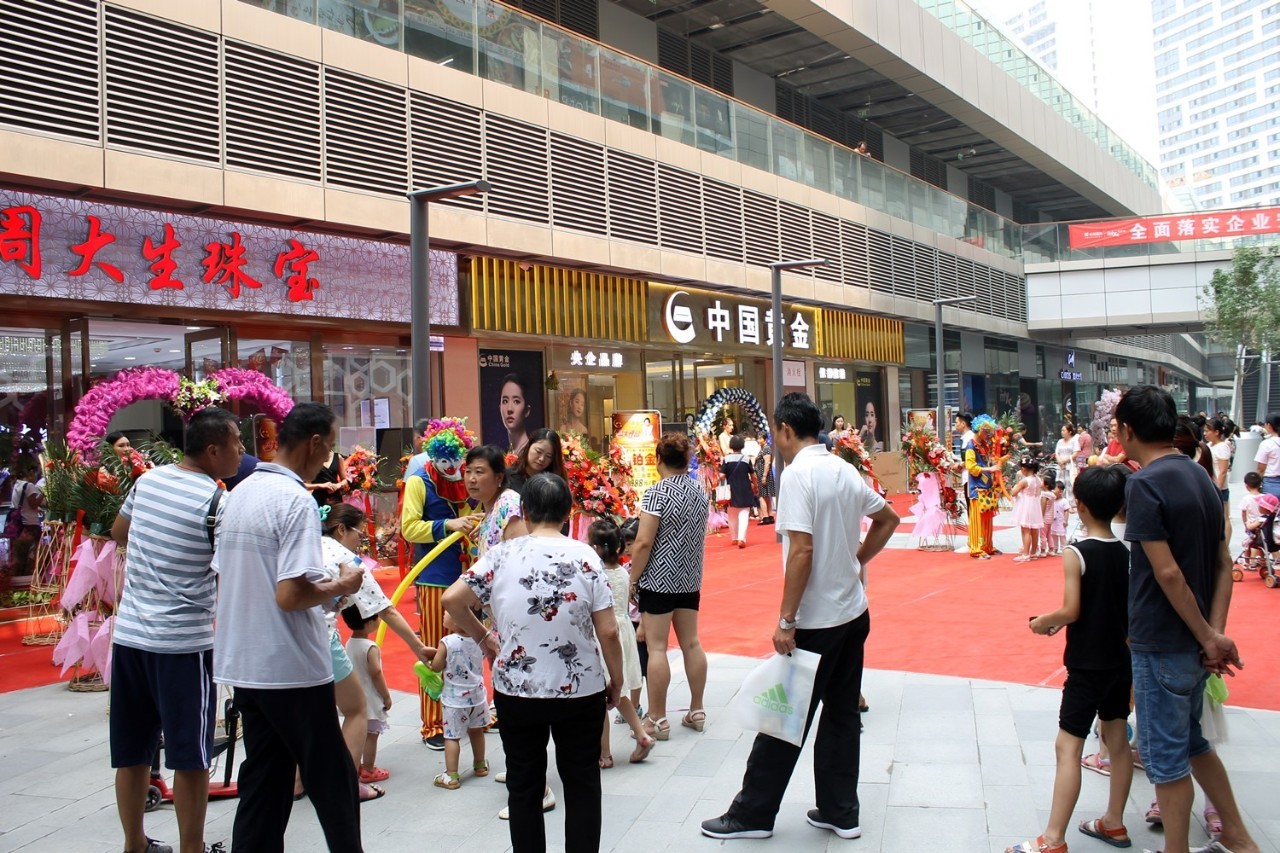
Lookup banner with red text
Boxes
[1067,206,1280,249]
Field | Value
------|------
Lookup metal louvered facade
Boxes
[0,0,1028,327]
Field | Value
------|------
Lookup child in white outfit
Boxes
[429,611,489,788]
[342,606,392,783]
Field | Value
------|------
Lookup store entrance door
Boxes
[184,327,237,379]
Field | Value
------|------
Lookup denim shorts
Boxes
[1131,650,1211,784]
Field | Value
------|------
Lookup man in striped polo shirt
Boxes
[109,407,244,853]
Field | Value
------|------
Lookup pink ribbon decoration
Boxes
[51,611,94,676]
[910,472,948,540]
[94,539,122,606]
[87,615,115,682]
[60,538,101,613]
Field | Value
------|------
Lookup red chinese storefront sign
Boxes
[1067,206,1280,249]
[0,189,460,325]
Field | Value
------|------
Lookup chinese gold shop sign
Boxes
[648,284,818,356]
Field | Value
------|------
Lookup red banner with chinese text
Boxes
[1067,206,1280,248]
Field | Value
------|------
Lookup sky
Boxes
[969,0,1160,166]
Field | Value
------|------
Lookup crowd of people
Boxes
[9,382,1244,853]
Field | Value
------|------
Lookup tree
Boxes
[1202,245,1280,423]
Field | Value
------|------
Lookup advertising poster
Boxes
[854,370,885,453]
[479,349,545,454]
[611,410,662,499]
[904,407,953,446]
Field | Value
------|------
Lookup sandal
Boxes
[1204,806,1222,835]
[473,760,489,777]
[1145,799,1161,826]
[1078,818,1131,849]
[1081,752,1111,776]
[681,710,706,732]
[642,715,670,741]
[358,766,390,783]
[359,783,386,801]
[1004,835,1067,853]
[630,735,656,764]
[599,754,614,769]
[432,773,460,790]
[859,695,869,713]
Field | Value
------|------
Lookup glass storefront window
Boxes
[406,0,476,72]
[549,346,643,453]
[478,0,540,94]
[732,103,769,172]
[815,367,887,453]
[652,72,694,145]
[694,88,733,156]
[599,46,649,130]
[645,355,745,426]
[541,27,598,114]
[322,343,418,467]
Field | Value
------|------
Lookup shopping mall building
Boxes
[0,0,1216,466]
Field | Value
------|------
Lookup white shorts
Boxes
[443,702,490,740]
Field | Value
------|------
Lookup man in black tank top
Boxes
[1011,465,1134,853]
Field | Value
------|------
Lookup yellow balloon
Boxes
[1087,455,1098,466]
[373,531,465,648]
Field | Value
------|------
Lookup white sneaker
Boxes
[495,771,507,783]
[498,788,555,820]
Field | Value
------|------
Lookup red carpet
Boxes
[6,497,1279,711]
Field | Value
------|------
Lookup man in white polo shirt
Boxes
[1253,413,1280,497]
[702,392,900,841]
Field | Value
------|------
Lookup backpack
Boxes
[4,481,28,539]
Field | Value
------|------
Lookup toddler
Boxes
[1009,458,1043,562]
[1239,471,1267,566]
[590,519,656,766]
[617,517,647,718]
[342,606,392,784]
[1048,482,1070,554]
[428,611,489,789]
[1039,475,1055,556]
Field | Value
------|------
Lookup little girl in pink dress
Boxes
[1009,459,1044,562]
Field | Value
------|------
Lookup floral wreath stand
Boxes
[51,366,295,688]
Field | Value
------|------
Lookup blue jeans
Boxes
[1131,650,1211,784]
[1262,475,1280,498]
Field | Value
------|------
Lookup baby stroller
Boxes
[1233,493,1280,587]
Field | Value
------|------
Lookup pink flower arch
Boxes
[67,367,182,461]
[66,366,295,462]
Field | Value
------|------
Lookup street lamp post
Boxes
[408,180,489,425]
[933,295,977,440]
[769,259,826,484]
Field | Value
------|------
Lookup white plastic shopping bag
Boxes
[729,649,821,747]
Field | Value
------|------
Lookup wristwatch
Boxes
[778,616,797,630]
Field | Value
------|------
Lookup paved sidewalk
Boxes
[1,654,1278,852]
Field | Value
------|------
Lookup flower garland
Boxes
[66,366,296,462]
[693,387,771,443]
[833,433,885,495]
[67,367,181,460]
[208,367,294,424]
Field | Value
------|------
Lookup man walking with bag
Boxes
[701,393,899,841]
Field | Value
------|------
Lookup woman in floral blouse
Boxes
[464,445,529,561]
[443,473,623,853]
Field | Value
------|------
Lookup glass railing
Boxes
[1022,219,1269,264]
[913,0,1159,191]
[239,0,1025,259]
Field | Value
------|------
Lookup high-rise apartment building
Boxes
[1154,0,1280,208]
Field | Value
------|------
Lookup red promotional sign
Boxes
[1068,206,1280,249]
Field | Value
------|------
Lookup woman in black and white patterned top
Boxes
[627,432,710,741]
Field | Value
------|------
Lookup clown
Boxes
[399,418,481,748]
[964,415,1004,559]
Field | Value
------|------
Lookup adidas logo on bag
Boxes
[753,684,795,715]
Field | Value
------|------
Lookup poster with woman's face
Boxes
[855,370,884,453]
[479,349,545,455]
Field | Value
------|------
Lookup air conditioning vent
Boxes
[811,212,841,283]
[484,113,549,223]
[103,6,220,162]
[0,0,100,141]
[913,243,938,301]
[867,229,892,293]
[225,40,322,182]
[702,178,743,262]
[778,201,812,266]
[937,253,959,299]
[742,191,779,266]
[550,132,607,235]
[324,68,408,195]
[658,164,704,255]
[410,93,484,210]
[840,220,868,289]
[890,236,916,300]
[604,150,657,245]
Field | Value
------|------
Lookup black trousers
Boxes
[727,611,870,829]
[232,684,362,853]
[494,691,605,853]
